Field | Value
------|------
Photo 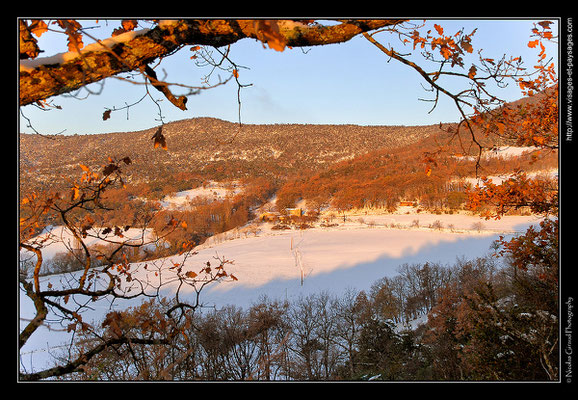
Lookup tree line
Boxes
[275,129,557,214]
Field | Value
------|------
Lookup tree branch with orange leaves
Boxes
[19,19,405,107]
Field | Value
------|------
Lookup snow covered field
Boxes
[189,213,541,305]
[19,212,542,373]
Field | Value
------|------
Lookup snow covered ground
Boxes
[485,146,541,158]
[454,145,542,161]
[160,181,242,210]
[450,145,557,186]
[188,213,541,305]
[19,212,542,373]
[459,168,558,187]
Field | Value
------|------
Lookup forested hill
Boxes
[19,117,443,192]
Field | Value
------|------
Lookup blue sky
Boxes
[19,19,559,135]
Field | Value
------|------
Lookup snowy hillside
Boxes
[159,181,243,210]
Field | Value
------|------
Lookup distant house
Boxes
[285,208,304,217]
[261,208,304,223]
[260,212,280,222]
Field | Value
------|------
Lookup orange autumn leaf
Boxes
[55,20,84,51]
[112,19,138,36]
[71,186,80,201]
[185,271,198,279]
[29,20,48,37]
[253,20,287,52]
[440,46,452,60]
[122,19,138,32]
[461,40,473,53]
